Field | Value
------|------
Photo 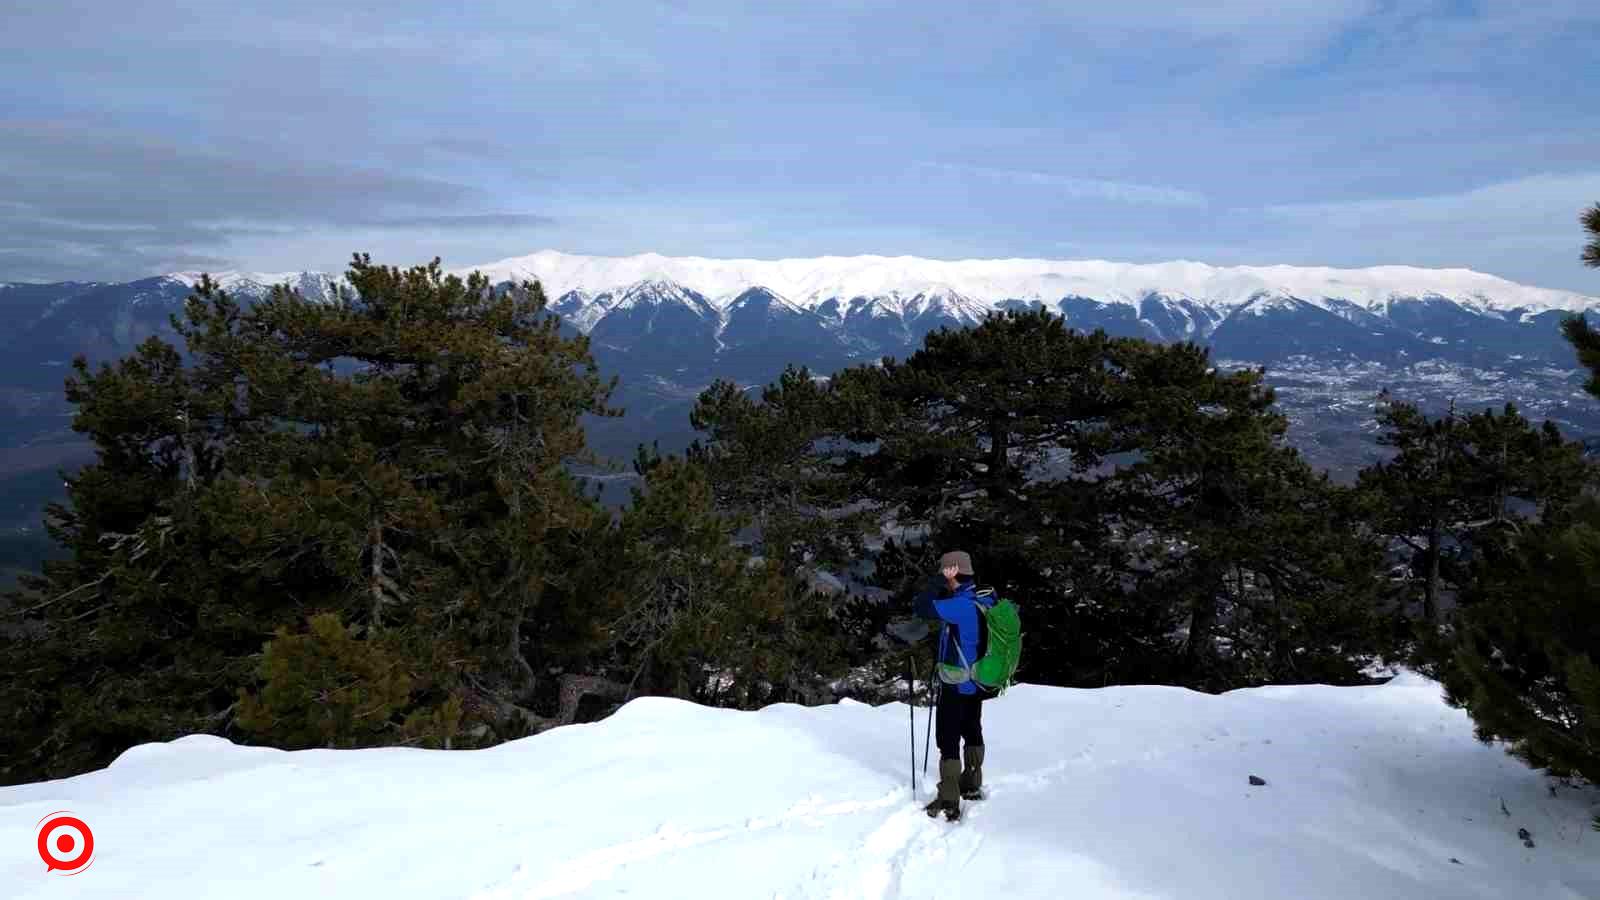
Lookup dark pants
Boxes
[935,683,984,761]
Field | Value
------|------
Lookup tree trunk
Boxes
[468,685,554,733]
[468,672,629,736]
[556,674,629,723]
[1424,519,1441,622]
[1185,570,1221,673]
[1495,440,1508,525]
[368,517,386,629]
[179,409,198,490]
[505,608,537,699]
[987,417,1010,500]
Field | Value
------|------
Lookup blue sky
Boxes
[2,1,1598,290]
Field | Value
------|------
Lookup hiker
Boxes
[913,549,996,820]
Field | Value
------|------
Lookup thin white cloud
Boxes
[1262,172,1600,233]
[915,161,1207,208]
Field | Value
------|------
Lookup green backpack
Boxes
[939,588,1023,695]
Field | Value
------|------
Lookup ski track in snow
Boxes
[474,745,1144,900]
[782,747,1151,900]
[476,788,962,900]
[478,790,906,899]
[815,804,986,899]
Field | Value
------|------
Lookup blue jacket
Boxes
[914,579,994,695]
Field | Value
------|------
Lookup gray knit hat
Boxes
[938,550,974,575]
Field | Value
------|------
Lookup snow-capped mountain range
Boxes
[5,250,1600,476]
[140,250,1599,367]
[466,249,1598,317]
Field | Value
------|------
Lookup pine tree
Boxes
[1440,496,1600,785]
[0,256,621,783]
[597,453,846,708]
[1561,203,1600,395]
[235,612,421,750]
[1358,395,1589,630]
[1434,208,1600,805]
[688,366,867,571]
[1359,397,1481,623]
[1583,202,1600,270]
[1105,344,1386,688]
[690,310,1385,690]
[823,312,1161,686]
[829,309,1132,519]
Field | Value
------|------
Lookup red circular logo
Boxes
[36,812,95,875]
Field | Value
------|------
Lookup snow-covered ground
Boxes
[4,672,1599,899]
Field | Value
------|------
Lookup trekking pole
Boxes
[907,652,917,797]
[922,664,936,780]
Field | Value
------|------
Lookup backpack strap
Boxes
[973,587,993,660]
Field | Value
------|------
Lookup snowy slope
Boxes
[464,250,1600,316]
[4,672,1598,899]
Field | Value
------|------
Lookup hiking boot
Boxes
[924,758,962,821]
[960,744,985,800]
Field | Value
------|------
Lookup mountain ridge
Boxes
[7,254,1598,377]
[126,249,1600,320]
[462,249,1600,317]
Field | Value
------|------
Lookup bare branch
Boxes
[18,575,108,616]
